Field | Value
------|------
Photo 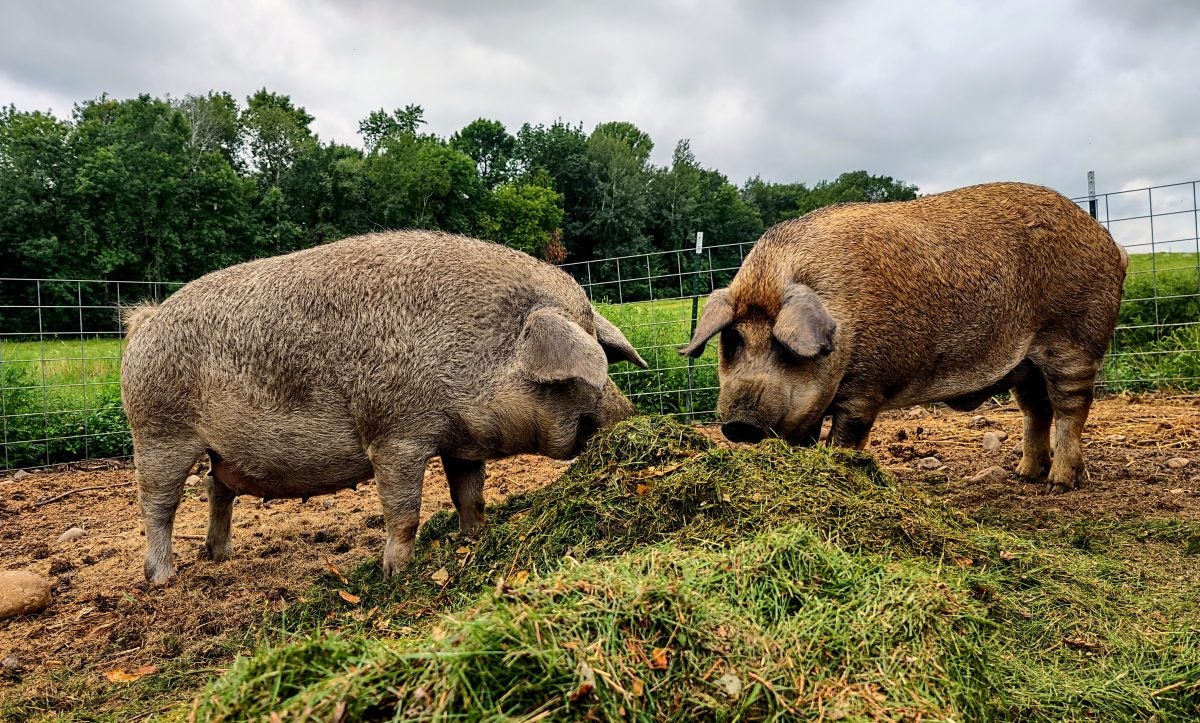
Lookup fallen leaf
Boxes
[508,570,530,586]
[636,483,650,496]
[455,546,472,555]
[338,590,361,604]
[431,567,450,585]
[631,678,644,697]
[570,660,596,702]
[999,550,1017,561]
[325,558,349,585]
[952,556,974,567]
[104,666,157,683]
[650,647,669,670]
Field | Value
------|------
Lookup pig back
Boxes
[736,182,1127,393]
[122,231,592,431]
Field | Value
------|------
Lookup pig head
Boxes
[679,283,843,446]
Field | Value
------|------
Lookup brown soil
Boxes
[1,394,1197,710]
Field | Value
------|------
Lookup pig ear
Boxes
[593,312,648,368]
[677,288,733,358]
[518,308,609,388]
[773,283,837,359]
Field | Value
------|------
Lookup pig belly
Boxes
[210,455,373,499]
[881,344,1031,410]
[208,449,374,499]
[197,406,376,499]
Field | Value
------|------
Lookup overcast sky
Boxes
[2,0,1198,202]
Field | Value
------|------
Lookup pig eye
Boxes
[719,328,743,362]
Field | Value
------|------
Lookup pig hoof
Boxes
[382,539,416,579]
[1016,460,1049,482]
[1043,480,1074,495]
[459,520,485,538]
[144,563,176,587]
[204,541,233,562]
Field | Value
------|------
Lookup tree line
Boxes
[0,89,918,288]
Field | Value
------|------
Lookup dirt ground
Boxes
[1,394,1197,708]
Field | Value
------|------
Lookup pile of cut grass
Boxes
[190,416,1200,722]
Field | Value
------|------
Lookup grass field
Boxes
[1,252,1197,469]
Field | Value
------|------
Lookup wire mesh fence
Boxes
[1072,181,1200,391]
[2,180,1197,471]
[0,279,183,470]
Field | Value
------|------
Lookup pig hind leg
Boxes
[135,436,205,585]
[1013,367,1052,483]
[1031,343,1101,493]
[443,456,486,537]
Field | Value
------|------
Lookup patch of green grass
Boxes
[1,337,128,468]
[596,297,719,419]
[181,417,1200,722]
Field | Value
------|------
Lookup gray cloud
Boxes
[2,0,1197,201]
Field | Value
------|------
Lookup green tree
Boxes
[477,181,564,257]
[741,176,812,228]
[513,120,594,258]
[450,118,515,188]
[742,171,919,227]
[806,170,918,209]
[649,139,703,250]
[68,94,255,280]
[581,124,653,259]
[173,91,241,168]
[359,104,427,154]
[592,121,653,165]
[365,133,481,232]
[239,89,316,188]
[0,106,73,278]
[278,142,370,248]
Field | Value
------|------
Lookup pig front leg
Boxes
[828,400,879,450]
[368,438,434,578]
[443,456,486,537]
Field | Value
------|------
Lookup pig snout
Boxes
[721,418,767,444]
[599,379,636,426]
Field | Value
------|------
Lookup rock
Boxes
[1106,434,1127,443]
[995,431,1009,441]
[969,466,1009,485]
[12,470,31,482]
[0,571,51,619]
[968,415,989,428]
[907,407,927,419]
[56,527,86,543]
[981,432,1003,452]
[917,456,943,470]
[186,474,202,486]
[1166,457,1191,470]
[1,654,19,672]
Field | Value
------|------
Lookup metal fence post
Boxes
[1088,171,1097,219]
[686,231,703,417]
